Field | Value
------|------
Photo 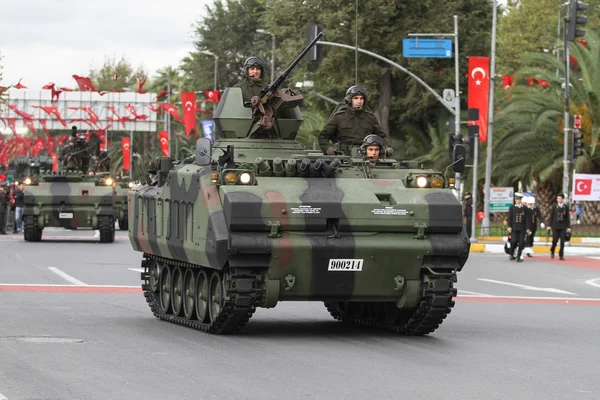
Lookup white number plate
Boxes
[59,213,73,219]
[328,259,363,271]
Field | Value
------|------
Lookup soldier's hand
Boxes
[326,147,336,155]
[546,226,551,231]
[567,228,572,233]
[384,147,394,157]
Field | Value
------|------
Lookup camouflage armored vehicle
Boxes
[128,34,470,335]
[22,138,117,243]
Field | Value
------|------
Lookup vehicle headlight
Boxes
[25,177,32,185]
[105,178,114,186]
[431,177,444,188]
[239,172,252,185]
[416,176,428,188]
[128,182,134,188]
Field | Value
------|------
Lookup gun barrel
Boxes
[267,31,324,92]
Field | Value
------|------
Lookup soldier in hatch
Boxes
[60,137,82,171]
[234,56,266,104]
[361,134,384,165]
[318,86,393,157]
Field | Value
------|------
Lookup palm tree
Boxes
[493,29,600,223]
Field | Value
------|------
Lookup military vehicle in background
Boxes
[21,132,117,243]
[128,33,470,335]
[114,174,134,230]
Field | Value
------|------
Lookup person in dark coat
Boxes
[234,56,265,104]
[0,182,8,234]
[463,192,473,238]
[318,86,393,156]
[546,193,571,260]
[507,193,532,262]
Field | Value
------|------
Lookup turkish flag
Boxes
[468,56,490,142]
[15,78,27,89]
[159,103,185,125]
[181,92,197,137]
[23,117,37,136]
[46,134,56,155]
[204,90,221,103]
[72,75,96,91]
[122,137,131,171]
[7,104,34,119]
[51,152,58,172]
[502,75,513,91]
[158,131,169,157]
[574,179,592,195]
[33,106,68,127]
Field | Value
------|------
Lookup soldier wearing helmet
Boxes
[361,134,384,165]
[318,85,393,156]
[234,56,266,104]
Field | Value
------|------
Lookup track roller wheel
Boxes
[159,264,172,314]
[99,216,115,243]
[182,269,196,320]
[195,270,209,323]
[171,267,184,317]
[208,271,224,323]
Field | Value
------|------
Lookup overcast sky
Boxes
[1,0,211,90]
[2,0,508,91]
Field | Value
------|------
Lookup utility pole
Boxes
[563,0,588,199]
[482,0,498,236]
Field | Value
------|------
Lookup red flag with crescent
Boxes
[468,56,490,143]
[122,137,131,171]
[181,92,197,137]
[159,103,185,125]
[158,131,169,157]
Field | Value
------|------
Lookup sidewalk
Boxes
[470,237,600,255]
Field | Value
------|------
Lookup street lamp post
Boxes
[256,29,275,82]
[200,51,218,90]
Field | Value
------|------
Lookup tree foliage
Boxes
[497,0,600,75]
[89,55,147,91]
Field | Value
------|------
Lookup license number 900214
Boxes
[327,259,364,271]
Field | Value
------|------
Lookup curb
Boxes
[478,236,600,244]
[469,243,600,255]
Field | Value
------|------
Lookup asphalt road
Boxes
[1,229,599,400]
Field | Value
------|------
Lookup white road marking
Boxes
[0,391,8,399]
[457,290,492,297]
[585,278,600,288]
[47,267,88,286]
[15,253,25,263]
[128,268,144,273]
[589,256,600,260]
[0,284,138,288]
[477,278,577,295]
[458,294,600,301]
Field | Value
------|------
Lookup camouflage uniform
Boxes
[234,78,264,103]
[318,105,391,155]
[60,141,81,171]
[234,56,265,103]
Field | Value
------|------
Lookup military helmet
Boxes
[361,134,384,152]
[344,85,368,105]
[243,56,265,76]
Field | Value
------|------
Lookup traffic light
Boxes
[572,129,584,160]
[306,24,324,64]
[566,0,588,42]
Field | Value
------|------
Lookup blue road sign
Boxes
[402,38,453,58]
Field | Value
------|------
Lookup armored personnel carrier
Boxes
[114,175,134,230]
[128,36,469,335]
[21,140,116,243]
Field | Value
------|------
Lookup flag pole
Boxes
[482,0,498,236]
